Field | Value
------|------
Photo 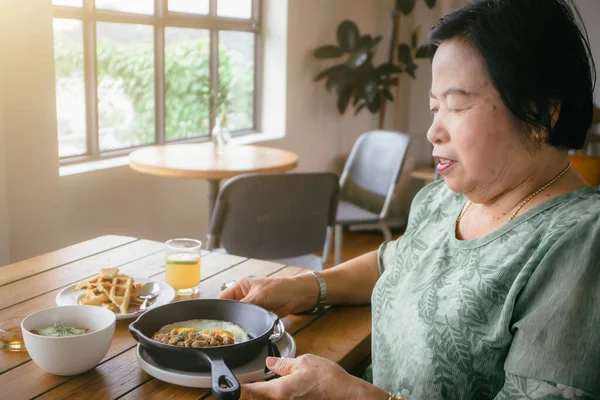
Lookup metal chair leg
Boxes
[334,224,343,265]
[205,234,217,250]
[321,226,333,265]
[379,221,392,242]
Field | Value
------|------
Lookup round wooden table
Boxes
[129,143,299,217]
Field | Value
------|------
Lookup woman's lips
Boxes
[435,158,456,174]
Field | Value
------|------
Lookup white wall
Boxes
[0,0,400,263]
[0,89,9,265]
[575,0,600,103]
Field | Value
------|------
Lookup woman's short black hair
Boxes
[428,0,596,150]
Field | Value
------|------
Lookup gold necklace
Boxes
[457,163,572,223]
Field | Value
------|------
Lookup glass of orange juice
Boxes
[165,238,202,296]
[0,317,27,352]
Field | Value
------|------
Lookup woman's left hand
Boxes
[240,354,386,400]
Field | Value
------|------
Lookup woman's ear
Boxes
[550,100,561,129]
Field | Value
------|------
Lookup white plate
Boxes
[55,278,176,321]
[136,332,296,388]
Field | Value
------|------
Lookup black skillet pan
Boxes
[129,299,279,400]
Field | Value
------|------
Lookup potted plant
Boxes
[313,0,437,128]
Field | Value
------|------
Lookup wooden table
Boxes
[411,167,436,185]
[0,235,371,400]
[129,143,299,217]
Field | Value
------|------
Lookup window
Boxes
[52,0,261,162]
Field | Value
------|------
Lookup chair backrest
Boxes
[340,130,411,217]
[208,173,339,260]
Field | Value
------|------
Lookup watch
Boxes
[308,270,327,314]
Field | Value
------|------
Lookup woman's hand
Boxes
[218,275,319,317]
[240,355,387,400]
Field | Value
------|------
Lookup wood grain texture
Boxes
[293,306,372,370]
[0,235,136,286]
[0,251,248,386]
[116,264,327,400]
[35,348,152,400]
[0,240,164,309]
[1,236,373,400]
[129,143,298,180]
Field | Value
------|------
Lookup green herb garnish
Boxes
[37,321,87,337]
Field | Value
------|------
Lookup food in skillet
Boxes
[152,319,250,348]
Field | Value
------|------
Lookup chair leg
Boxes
[379,221,392,242]
[205,234,217,250]
[334,224,343,265]
[321,226,333,265]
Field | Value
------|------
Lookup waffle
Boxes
[75,268,143,314]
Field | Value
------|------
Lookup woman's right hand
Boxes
[218,274,319,317]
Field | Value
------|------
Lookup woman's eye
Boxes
[430,108,439,115]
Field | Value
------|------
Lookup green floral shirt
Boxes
[371,180,600,399]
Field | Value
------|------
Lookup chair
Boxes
[206,173,339,270]
[334,130,411,265]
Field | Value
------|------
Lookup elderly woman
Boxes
[221,0,600,398]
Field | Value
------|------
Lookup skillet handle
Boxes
[210,356,241,400]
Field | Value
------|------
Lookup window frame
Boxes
[53,0,262,165]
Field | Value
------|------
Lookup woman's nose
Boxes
[426,115,447,145]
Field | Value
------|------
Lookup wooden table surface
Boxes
[0,235,371,400]
[411,167,436,185]
[129,143,298,180]
[129,143,299,218]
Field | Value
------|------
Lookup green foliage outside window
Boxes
[54,36,254,148]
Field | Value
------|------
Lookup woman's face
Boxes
[428,39,536,201]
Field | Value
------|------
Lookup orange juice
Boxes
[0,326,26,352]
[165,252,201,295]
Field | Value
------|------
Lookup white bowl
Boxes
[22,305,116,376]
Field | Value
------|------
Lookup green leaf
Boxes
[324,66,353,93]
[363,80,377,103]
[411,26,421,49]
[314,65,346,81]
[337,86,353,114]
[397,43,412,65]
[353,86,365,105]
[396,0,416,15]
[370,35,383,48]
[366,92,382,113]
[405,62,418,78]
[358,34,372,48]
[415,44,434,59]
[346,46,370,68]
[336,20,360,52]
[354,102,367,115]
[376,62,402,77]
[313,45,344,59]
[382,88,394,101]
[425,0,437,8]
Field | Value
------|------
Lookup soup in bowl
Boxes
[22,305,116,376]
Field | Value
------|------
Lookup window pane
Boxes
[95,0,153,15]
[169,0,209,14]
[218,31,255,131]
[165,28,210,141]
[53,0,83,7]
[53,19,86,158]
[218,0,252,19]
[96,23,154,151]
